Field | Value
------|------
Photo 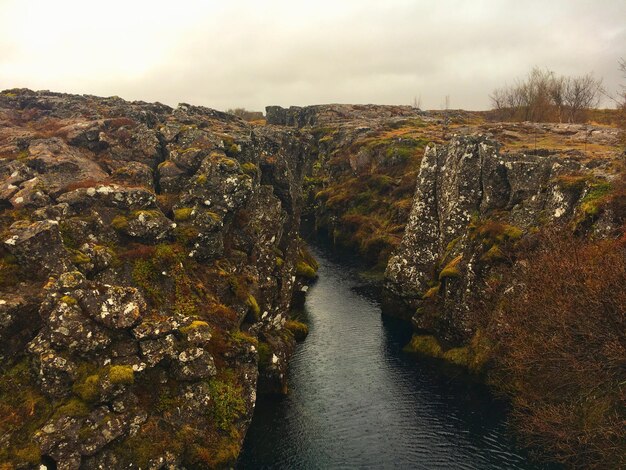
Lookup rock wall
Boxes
[0,89,314,469]
[266,104,421,127]
[384,134,616,343]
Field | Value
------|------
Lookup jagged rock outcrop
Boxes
[0,89,315,469]
[384,134,617,342]
[266,104,422,127]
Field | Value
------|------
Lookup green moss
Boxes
[132,259,164,305]
[241,162,258,176]
[231,330,258,347]
[206,211,221,222]
[12,444,41,465]
[108,365,134,385]
[131,209,162,220]
[275,256,284,268]
[0,359,51,463]
[503,225,523,241]
[157,160,174,170]
[223,137,241,157]
[403,334,443,356]
[71,250,91,265]
[174,225,200,245]
[52,398,89,419]
[285,320,309,342]
[445,236,461,254]
[481,244,505,262]
[257,342,271,370]
[296,261,317,279]
[111,215,129,231]
[173,207,194,222]
[443,347,470,367]
[439,255,462,280]
[404,330,492,374]
[60,295,77,306]
[423,285,440,299]
[73,374,100,402]
[247,295,261,319]
[180,320,209,335]
[154,243,179,263]
[196,173,208,184]
[580,182,612,216]
[208,378,246,434]
[59,221,81,249]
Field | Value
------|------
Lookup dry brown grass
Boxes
[493,230,626,468]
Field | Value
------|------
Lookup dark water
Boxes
[239,244,553,469]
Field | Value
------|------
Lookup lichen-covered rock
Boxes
[0,89,314,468]
[384,134,614,342]
[78,285,146,329]
[4,219,71,276]
[173,347,217,380]
[47,301,111,352]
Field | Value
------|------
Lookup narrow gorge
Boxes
[0,91,623,469]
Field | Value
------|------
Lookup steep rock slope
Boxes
[384,135,617,338]
[0,90,314,469]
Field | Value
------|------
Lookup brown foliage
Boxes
[494,230,626,467]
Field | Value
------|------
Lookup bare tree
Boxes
[490,68,603,123]
[563,74,603,122]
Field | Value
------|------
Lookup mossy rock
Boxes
[442,346,470,367]
[230,330,258,347]
[403,334,443,357]
[173,207,194,222]
[285,320,309,342]
[180,320,210,335]
[59,295,78,306]
[439,255,462,280]
[73,374,100,402]
[247,295,260,320]
[296,261,317,280]
[257,342,272,370]
[174,225,200,245]
[71,250,91,265]
[52,397,90,419]
[111,215,129,231]
[107,365,134,385]
[241,162,258,176]
[481,245,505,262]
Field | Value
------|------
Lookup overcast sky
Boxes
[0,0,624,111]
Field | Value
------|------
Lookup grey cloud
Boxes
[1,0,624,111]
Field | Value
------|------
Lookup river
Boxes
[238,242,554,469]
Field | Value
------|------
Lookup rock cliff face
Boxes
[0,89,314,469]
[384,134,618,343]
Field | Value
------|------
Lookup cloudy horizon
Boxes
[0,0,624,112]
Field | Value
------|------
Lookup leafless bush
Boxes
[225,108,264,122]
[490,68,603,123]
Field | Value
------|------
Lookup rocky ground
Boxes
[0,90,317,469]
[0,93,623,469]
